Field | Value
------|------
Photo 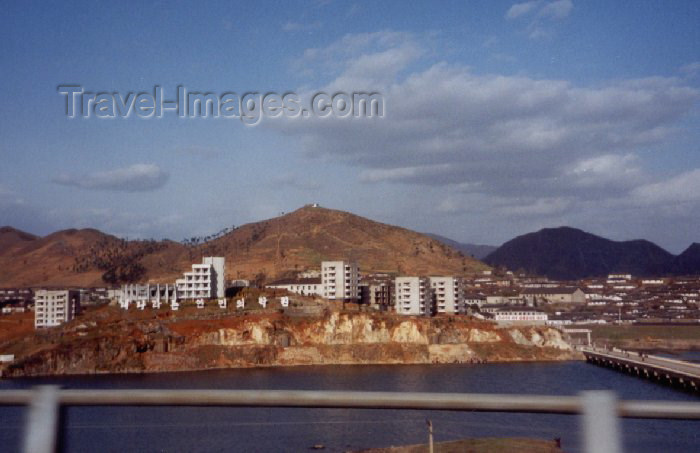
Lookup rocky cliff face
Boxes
[1,310,578,378]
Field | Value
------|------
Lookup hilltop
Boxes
[0,206,487,288]
[207,206,487,280]
[0,226,38,255]
[0,227,191,287]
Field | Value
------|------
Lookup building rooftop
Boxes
[521,287,582,295]
[267,277,322,286]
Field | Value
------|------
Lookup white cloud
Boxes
[630,169,700,205]
[275,33,698,203]
[297,31,424,88]
[267,31,700,251]
[565,154,642,188]
[539,0,573,20]
[52,164,169,192]
[506,1,541,20]
[506,0,573,39]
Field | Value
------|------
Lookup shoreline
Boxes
[0,309,580,379]
[1,354,584,380]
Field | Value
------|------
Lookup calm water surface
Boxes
[1,361,698,452]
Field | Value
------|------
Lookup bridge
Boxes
[581,346,700,392]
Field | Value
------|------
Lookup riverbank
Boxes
[0,306,580,378]
[355,437,563,453]
[585,324,700,352]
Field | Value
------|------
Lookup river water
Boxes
[0,361,698,452]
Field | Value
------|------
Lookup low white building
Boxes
[34,289,80,328]
[464,294,486,307]
[118,283,176,307]
[607,274,632,284]
[176,256,225,299]
[493,307,548,324]
[485,295,512,305]
[395,276,432,315]
[521,287,586,305]
[266,278,323,297]
[322,261,359,301]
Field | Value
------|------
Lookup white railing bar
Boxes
[21,385,59,453]
[0,389,699,419]
[582,391,621,453]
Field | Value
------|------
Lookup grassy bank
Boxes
[355,437,562,453]
[583,324,700,350]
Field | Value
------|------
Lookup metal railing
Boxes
[581,346,700,387]
[3,388,700,453]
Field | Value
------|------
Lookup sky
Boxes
[1,0,699,253]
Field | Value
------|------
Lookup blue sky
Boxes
[1,0,699,253]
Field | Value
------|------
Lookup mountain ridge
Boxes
[0,206,487,288]
[484,226,699,279]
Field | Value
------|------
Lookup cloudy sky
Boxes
[1,1,699,253]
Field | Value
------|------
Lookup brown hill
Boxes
[205,205,487,280]
[0,228,190,288]
[0,226,38,256]
[0,206,487,288]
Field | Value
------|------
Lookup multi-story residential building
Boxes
[395,276,432,315]
[266,277,323,297]
[176,256,225,299]
[360,279,394,312]
[34,289,80,328]
[429,276,463,314]
[322,261,359,301]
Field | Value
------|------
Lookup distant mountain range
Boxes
[0,206,487,288]
[484,226,700,280]
[423,233,497,260]
[3,213,698,287]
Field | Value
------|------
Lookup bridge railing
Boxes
[3,387,700,453]
[581,346,700,370]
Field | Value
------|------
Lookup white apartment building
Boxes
[322,261,359,301]
[429,276,463,314]
[176,256,225,299]
[395,276,432,315]
[34,289,80,328]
